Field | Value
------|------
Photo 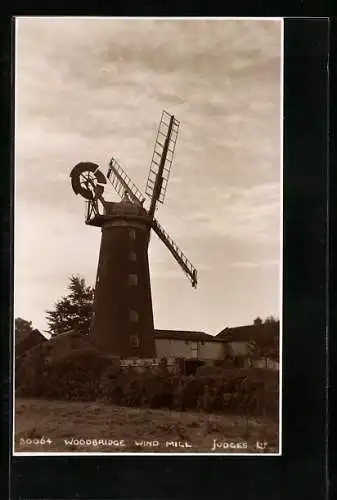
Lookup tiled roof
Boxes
[216,323,279,343]
[154,329,222,342]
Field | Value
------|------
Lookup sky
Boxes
[15,17,282,336]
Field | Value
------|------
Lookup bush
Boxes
[16,350,279,418]
[16,349,111,401]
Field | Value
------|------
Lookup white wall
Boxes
[229,341,250,356]
[198,341,223,360]
[155,338,224,361]
[155,339,192,359]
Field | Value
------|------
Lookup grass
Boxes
[14,398,279,454]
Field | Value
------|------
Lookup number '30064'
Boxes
[20,437,53,446]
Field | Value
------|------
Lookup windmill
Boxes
[70,111,197,358]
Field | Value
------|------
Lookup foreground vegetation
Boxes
[16,349,278,418]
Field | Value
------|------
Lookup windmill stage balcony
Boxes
[85,199,149,228]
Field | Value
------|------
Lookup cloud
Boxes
[157,181,280,244]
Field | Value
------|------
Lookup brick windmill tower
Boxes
[70,111,197,358]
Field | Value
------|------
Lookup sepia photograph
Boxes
[14,17,282,455]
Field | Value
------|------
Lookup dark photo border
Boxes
[329,17,336,500]
[1,16,329,500]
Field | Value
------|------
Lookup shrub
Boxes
[16,350,279,418]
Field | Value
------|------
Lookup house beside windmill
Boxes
[216,318,280,369]
[15,328,47,357]
[15,322,279,373]
[154,330,226,361]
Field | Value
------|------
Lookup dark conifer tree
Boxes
[45,275,94,336]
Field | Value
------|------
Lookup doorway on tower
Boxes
[184,359,204,376]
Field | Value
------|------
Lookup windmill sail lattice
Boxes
[107,157,146,205]
[152,218,197,288]
[145,110,180,205]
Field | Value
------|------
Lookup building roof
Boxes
[216,322,279,343]
[15,329,47,356]
[154,329,222,342]
[16,328,46,345]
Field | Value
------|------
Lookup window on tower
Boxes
[129,310,139,322]
[130,335,140,348]
[129,251,137,262]
[128,274,138,286]
[129,229,136,240]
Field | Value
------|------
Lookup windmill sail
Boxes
[146,111,180,207]
[152,218,197,288]
[107,157,146,205]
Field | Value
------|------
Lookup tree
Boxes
[264,315,279,325]
[15,317,34,338]
[45,275,94,336]
[248,315,280,363]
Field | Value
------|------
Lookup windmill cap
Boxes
[119,191,138,208]
[111,191,144,215]
[121,191,132,202]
